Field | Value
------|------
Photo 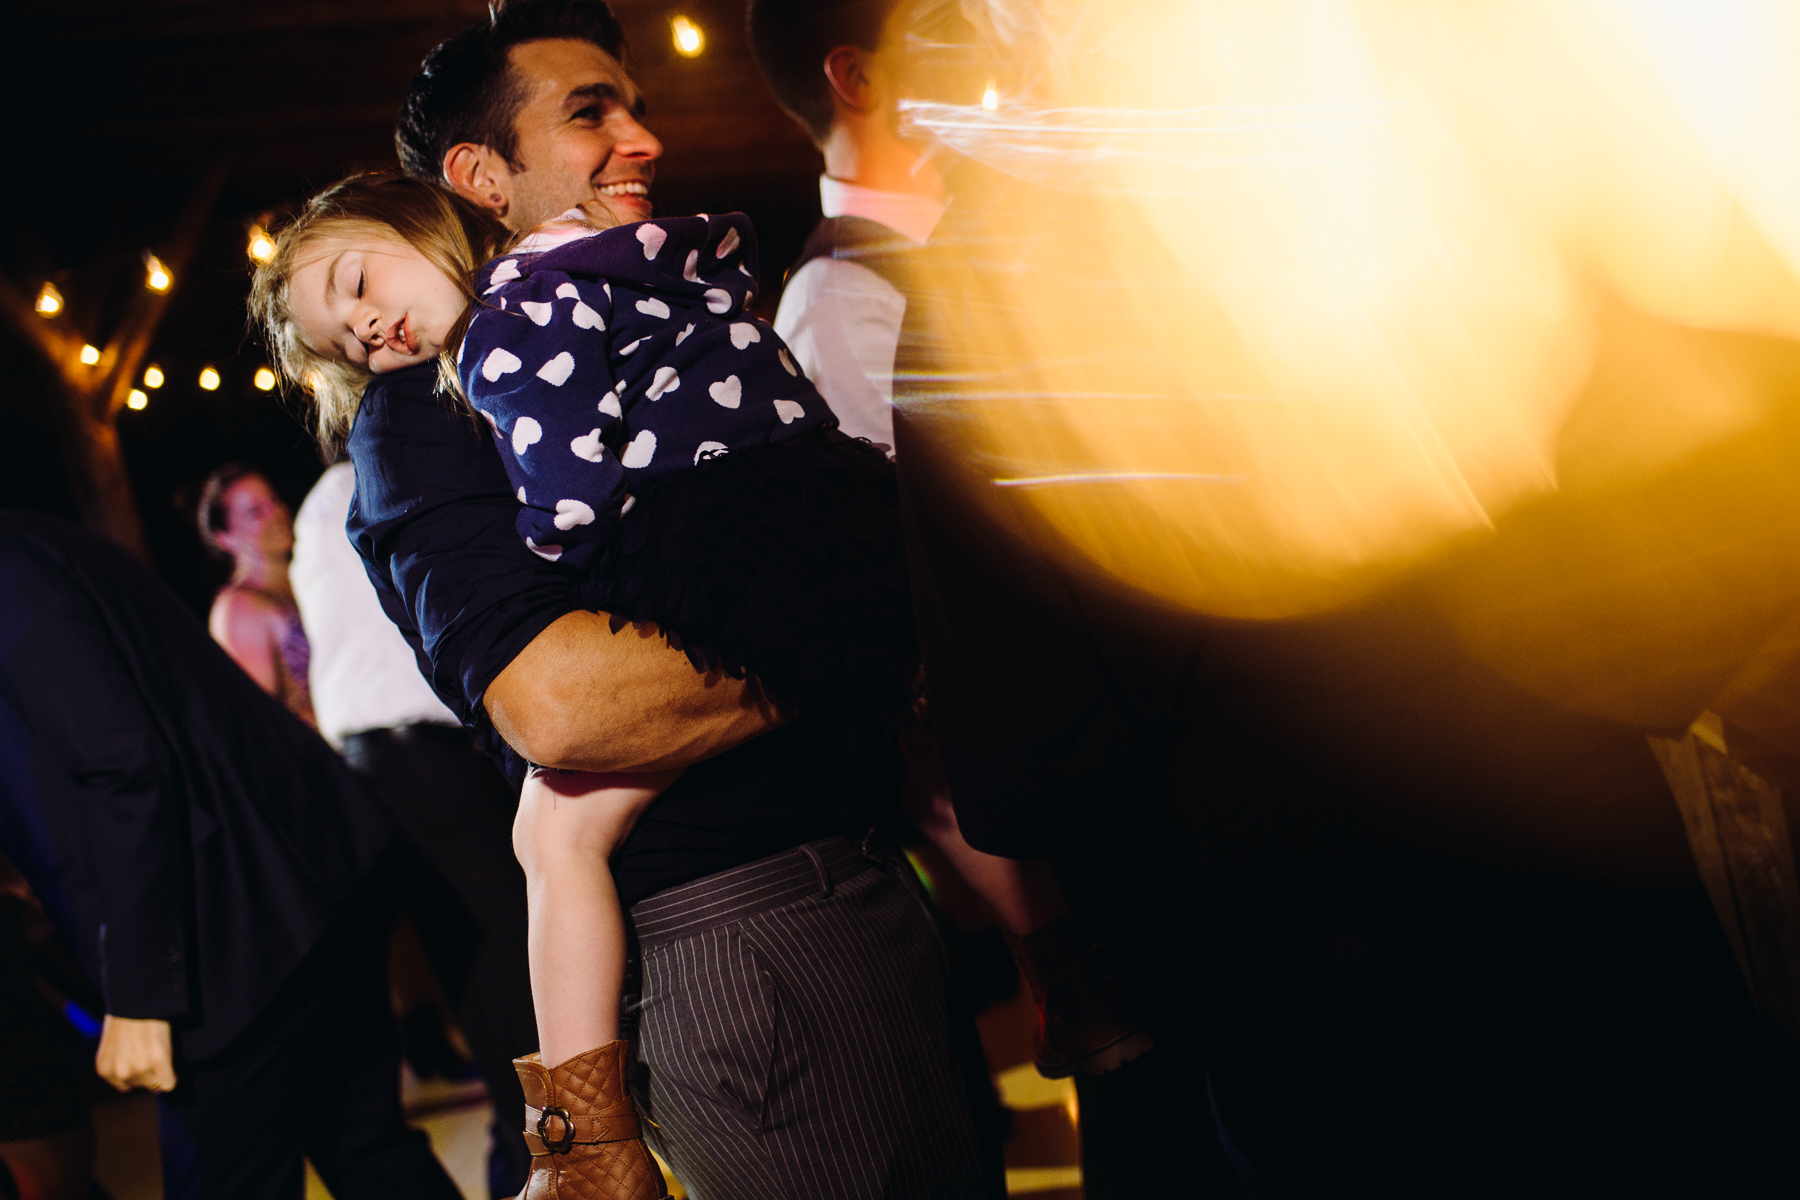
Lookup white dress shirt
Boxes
[773,177,949,448]
[290,462,459,748]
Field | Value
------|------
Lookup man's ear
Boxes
[823,45,877,113]
[443,143,513,220]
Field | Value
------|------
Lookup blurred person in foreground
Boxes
[194,463,315,726]
[293,458,540,1198]
[750,0,1154,1086]
[0,511,458,1200]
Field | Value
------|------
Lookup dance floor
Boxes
[89,980,1086,1200]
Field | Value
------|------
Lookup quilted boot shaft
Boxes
[515,1042,669,1200]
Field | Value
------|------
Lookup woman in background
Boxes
[195,463,315,727]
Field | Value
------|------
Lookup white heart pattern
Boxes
[676,323,695,346]
[536,352,575,386]
[694,440,728,464]
[773,399,805,425]
[620,494,637,516]
[683,250,700,282]
[479,409,499,431]
[636,224,667,259]
[556,282,580,300]
[714,226,741,259]
[646,366,680,400]
[635,297,671,319]
[554,498,596,530]
[526,536,563,562]
[708,375,742,408]
[517,486,527,503]
[571,301,604,330]
[618,338,642,356]
[483,347,523,381]
[729,322,760,350]
[704,288,733,315]
[778,348,798,376]
[570,428,606,461]
[488,258,521,286]
[520,300,554,326]
[511,416,543,454]
[598,388,623,419]
[621,429,657,469]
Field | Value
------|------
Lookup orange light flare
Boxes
[891,0,1800,725]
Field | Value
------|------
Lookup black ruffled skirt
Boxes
[572,428,917,759]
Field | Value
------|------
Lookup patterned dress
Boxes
[459,214,915,755]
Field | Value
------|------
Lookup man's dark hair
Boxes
[747,0,897,145]
[396,0,628,180]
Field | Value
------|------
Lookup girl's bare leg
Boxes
[513,768,678,1068]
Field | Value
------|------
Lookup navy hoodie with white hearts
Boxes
[459,213,834,570]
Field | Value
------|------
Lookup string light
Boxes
[198,366,221,391]
[671,15,703,56]
[253,366,277,391]
[35,282,63,316]
[142,364,165,389]
[247,225,275,264]
[982,82,999,110]
[126,389,148,411]
[144,253,172,292]
[79,344,100,365]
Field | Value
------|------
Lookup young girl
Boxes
[254,173,1147,1197]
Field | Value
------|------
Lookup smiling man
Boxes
[344,3,999,1198]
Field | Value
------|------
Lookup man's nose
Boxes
[616,113,663,162]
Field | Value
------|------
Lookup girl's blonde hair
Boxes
[247,172,512,448]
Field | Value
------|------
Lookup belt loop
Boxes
[800,842,832,897]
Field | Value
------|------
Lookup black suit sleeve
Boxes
[2,562,191,1020]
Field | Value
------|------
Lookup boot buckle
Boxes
[537,1105,576,1154]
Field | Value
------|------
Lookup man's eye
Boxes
[573,105,601,121]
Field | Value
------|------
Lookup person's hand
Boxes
[95,1015,177,1093]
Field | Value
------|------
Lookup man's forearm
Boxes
[484,611,785,772]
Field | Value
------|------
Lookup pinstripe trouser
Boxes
[623,837,1000,1199]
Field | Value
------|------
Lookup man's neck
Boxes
[821,121,942,202]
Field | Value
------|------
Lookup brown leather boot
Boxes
[1008,918,1156,1079]
[514,1042,670,1200]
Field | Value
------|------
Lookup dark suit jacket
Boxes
[0,513,393,1061]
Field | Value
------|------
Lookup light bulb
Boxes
[247,225,275,264]
[79,344,100,365]
[671,15,703,56]
[143,364,164,389]
[35,282,62,316]
[144,254,172,292]
[198,366,221,391]
[126,389,148,411]
[253,367,277,391]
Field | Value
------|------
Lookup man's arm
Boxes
[486,611,780,772]
[347,365,782,773]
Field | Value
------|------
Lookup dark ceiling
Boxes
[4,0,827,608]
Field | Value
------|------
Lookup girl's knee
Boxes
[514,775,657,870]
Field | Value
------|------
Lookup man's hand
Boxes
[95,1015,176,1093]
[486,612,785,773]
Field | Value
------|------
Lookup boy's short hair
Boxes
[747,0,897,145]
[396,0,628,180]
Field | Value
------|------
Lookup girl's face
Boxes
[288,234,467,374]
